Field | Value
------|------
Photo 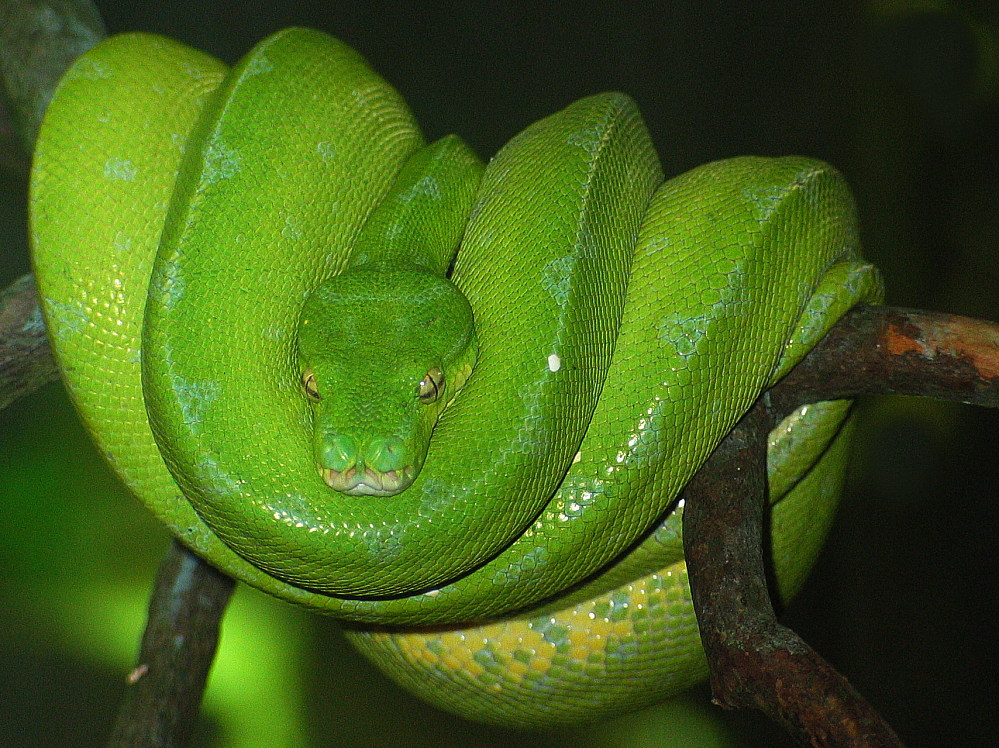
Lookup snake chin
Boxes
[320,464,415,496]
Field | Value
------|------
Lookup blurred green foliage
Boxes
[2,1,997,746]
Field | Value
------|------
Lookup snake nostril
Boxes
[321,433,356,472]
[365,435,407,472]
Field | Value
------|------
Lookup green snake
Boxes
[30,28,882,728]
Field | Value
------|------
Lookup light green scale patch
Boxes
[741,181,788,218]
[707,263,738,291]
[158,259,186,310]
[513,376,554,455]
[843,263,882,297]
[193,454,248,503]
[696,285,724,309]
[512,544,549,575]
[605,634,640,665]
[659,311,712,358]
[244,53,274,76]
[281,214,303,240]
[711,255,742,280]
[347,525,408,563]
[43,296,90,337]
[112,231,133,253]
[152,199,173,218]
[260,323,288,341]
[606,589,632,622]
[541,254,576,307]
[665,571,688,601]
[65,57,113,82]
[640,233,673,258]
[590,600,613,620]
[574,225,598,258]
[525,614,552,638]
[170,377,220,435]
[552,495,585,523]
[384,221,405,241]
[473,647,506,686]
[530,617,569,649]
[511,648,533,665]
[315,141,336,162]
[203,141,240,183]
[103,158,137,181]
[181,61,216,82]
[566,123,605,154]
[424,639,446,657]
[257,493,330,532]
[410,174,441,199]
[418,477,471,516]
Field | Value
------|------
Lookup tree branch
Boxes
[679,305,998,746]
[0,273,59,408]
[0,0,105,162]
[771,305,999,408]
[682,396,905,747]
[106,540,235,748]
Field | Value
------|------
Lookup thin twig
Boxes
[106,540,236,748]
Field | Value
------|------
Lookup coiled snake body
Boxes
[31,28,881,727]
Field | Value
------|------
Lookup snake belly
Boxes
[30,28,883,728]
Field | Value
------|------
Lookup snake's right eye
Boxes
[302,368,321,401]
[417,366,444,404]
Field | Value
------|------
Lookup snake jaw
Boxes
[320,464,415,496]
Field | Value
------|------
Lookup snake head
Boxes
[297,266,477,496]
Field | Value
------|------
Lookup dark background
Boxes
[2,1,997,746]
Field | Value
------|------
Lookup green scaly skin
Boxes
[30,28,883,728]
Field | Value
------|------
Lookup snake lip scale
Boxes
[320,464,414,496]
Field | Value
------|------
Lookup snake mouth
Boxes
[320,465,415,496]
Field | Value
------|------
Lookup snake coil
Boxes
[31,28,881,727]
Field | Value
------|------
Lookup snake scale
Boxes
[30,28,882,728]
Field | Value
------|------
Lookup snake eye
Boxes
[417,367,444,404]
[302,368,321,401]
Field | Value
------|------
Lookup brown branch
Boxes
[0,0,105,161]
[682,397,905,747]
[106,540,236,748]
[0,273,59,409]
[680,305,997,745]
[773,305,999,408]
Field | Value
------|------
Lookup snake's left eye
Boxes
[302,368,321,401]
[417,367,444,404]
